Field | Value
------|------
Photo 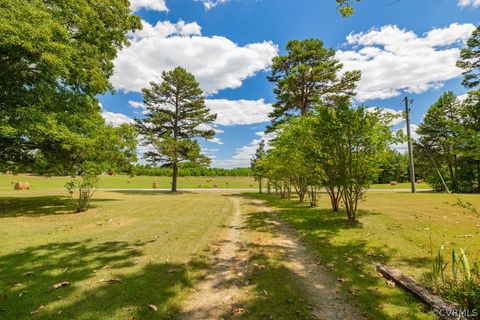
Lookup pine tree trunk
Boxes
[172,162,178,192]
[477,160,480,193]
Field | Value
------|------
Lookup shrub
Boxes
[65,171,99,213]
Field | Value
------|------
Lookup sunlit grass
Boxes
[0,190,233,319]
[250,191,480,319]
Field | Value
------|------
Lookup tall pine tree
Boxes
[136,67,217,192]
[267,38,361,131]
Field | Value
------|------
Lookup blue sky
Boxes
[99,0,480,168]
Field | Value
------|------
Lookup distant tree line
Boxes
[132,163,252,177]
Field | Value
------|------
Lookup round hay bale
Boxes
[416,179,424,184]
[14,182,30,190]
[152,182,158,189]
[390,181,398,186]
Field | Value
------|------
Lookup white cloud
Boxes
[229,131,275,167]
[209,137,224,145]
[337,23,476,101]
[458,0,480,8]
[458,93,469,101]
[128,98,272,126]
[212,132,275,168]
[128,100,145,109]
[196,0,229,10]
[112,20,278,95]
[102,110,134,126]
[129,20,201,41]
[206,99,272,126]
[130,0,168,12]
[100,103,134,126]
[210,159,249,169]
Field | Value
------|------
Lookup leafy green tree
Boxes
[312,104,392,221]
[136,67,217,192]
[417,92,462,190]
[337,0,360,17]
[267,39,361,131]
[251,140,267,193]
[457,92,480,192]
[457,25,480,90]
[0,0,141,170]
[376,150,409,184]
[268,117,320,205]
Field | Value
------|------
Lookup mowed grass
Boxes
[250,191,480,320]
[0,174,257,191]
[0,190,234,319]
[0,174,430,191]
[371,182,431,190]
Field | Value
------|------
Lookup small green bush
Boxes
[65,171,99,213]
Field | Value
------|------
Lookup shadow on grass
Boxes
[0,196,115,218]
[230,193,435,320]
[0,239,206,319]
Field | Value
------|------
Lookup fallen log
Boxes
[376,264,466,320]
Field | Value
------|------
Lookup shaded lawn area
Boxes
[0,190,233,319]
[248,192,480,320]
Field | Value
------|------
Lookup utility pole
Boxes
[404,97,416,193]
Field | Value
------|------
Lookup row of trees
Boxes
[133,163,252,177]
[251,39,396,222]
[252,25,480,222]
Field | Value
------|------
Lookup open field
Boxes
[251,191,480,319]
[371,182,431,190]
[0,190,234,319]
[2,184,477,319]
[0,174,257,191]
[1,174,429,191]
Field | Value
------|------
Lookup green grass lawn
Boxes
[371,182,431,189]
[0,174,257,191]
[1,174,430,191]
[0,190,233,319]
[250,191,480,319]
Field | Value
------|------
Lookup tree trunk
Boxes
[258,178,262,194]
[326,186,342,212]
[477,160,480,193]
[342,186,357,222]
[308,185,318,207]
[267,179,271,194]
[172,162,178,192]
[447,160,456,191]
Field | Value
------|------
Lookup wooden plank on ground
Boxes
[376,264,466,320]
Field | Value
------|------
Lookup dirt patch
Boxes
[180,197,364,320]
[180,197,246,319]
